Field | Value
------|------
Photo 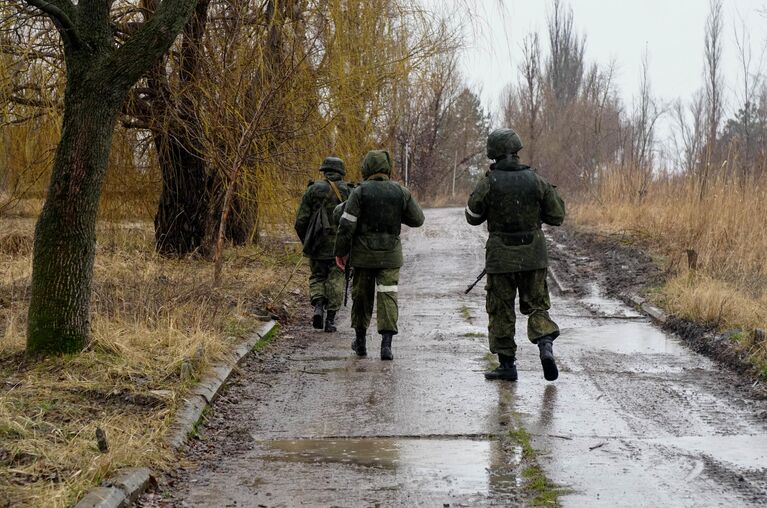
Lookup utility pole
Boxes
[451,148,458,197]
[404,141,409,186]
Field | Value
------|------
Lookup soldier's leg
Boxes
[516,269,559,343]
[375,268,399,360]
[308,259,329,329]
[351,268,375,355]
[374,268,399,335]
[323,261,344,333]
[324,262,345,312]
[351,268,375,332]
[308,259,329,305]
[517,269,559,381]
[486,273,518,359]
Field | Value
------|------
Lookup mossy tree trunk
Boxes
[150,0,255,256]
[151,0,212,256]
[24,0,198,355]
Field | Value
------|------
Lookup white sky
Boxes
[457,0,767,132]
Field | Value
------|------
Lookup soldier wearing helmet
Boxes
[466,128,566,382]
[294,156,352,332]
[334,150,424,360]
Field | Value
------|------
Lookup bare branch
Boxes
[8,95,56,108]
[108,0,198,90]
[23,0,82,49]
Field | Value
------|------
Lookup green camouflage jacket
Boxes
[334,150,425,268]
[294,171,351,260]
[465,157,565,273]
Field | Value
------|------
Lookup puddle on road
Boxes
[564,322,688,355]
[580,282,643,319]
[257,437,521,496]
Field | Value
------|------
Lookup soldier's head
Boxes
[320,156,346,176]
[361,150,392,179]
[486,128,523,160]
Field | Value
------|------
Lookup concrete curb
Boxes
[166,319,279,450]
[74,468,151,508]
[73,320,279,508]
[547,265,572,294]
[626,294,668,324]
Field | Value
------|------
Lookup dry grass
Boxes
[574,169,767,374]
[0,218,306,507]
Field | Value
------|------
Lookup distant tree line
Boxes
[501,0,767,200]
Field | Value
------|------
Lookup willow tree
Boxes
[23,0,198,355]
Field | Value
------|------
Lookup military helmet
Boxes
[361,150,392,179]
[486,128,523,159]
[320,156,346,175]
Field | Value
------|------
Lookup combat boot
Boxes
[484,353,518,381]
[380,333,394,361]
[352,328,367,356]
[537,336,559,381]
[312,300,324,329]
[324,310,337,333]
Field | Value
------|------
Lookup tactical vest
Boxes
[357,181,403,236]
[486,167,541,245]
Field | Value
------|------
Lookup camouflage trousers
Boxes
[351,267,399,334]
[486,269,559,359]
[309,259,344,311]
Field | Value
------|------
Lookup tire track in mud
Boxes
[540,223,767,507]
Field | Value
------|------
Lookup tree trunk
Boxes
[152,0,214,257]
[27,78,118,354]
[153,126,210,256]
[24,0,198,355]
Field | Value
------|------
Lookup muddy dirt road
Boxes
[144,208,767,507]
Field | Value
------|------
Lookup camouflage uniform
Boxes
[335,150,424,359]
[466,128,565,381]
[294,157,351,330]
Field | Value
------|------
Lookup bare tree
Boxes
[545,0,585,107]
[672,90,706,176]
[703,0,724,169]
[518,32,543,166]
[731,14,766,179]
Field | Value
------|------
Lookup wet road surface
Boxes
[151,208,767,507]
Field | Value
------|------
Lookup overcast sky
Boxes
[457,0,767,133]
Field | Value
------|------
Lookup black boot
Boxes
[324,310,337,333]
[537,337,559,381]
[380,333,393,361]
[312,300,324,329]
[352,328,367,356]
[484,353,518,381]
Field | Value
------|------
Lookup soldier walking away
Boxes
[466,128,566,381]
[294,157,351,332]
[334,150,425,360]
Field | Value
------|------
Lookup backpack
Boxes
[301,180,343,256]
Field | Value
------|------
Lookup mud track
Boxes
[139,208,767,507]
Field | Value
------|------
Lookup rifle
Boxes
[343,253,353,306]
[465,269,487,294]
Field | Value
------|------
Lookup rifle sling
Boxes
[327,179,343,202]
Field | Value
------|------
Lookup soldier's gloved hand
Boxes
[335,255,348,271]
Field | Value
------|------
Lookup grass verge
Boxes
[0,218,306,507]
[574,171,767,377]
